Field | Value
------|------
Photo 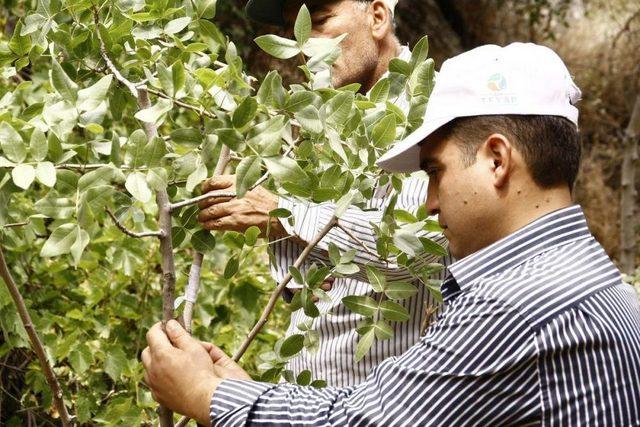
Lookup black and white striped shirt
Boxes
[211,205,640,426]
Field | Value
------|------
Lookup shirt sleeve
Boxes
[210,295,537,426]
[272,176,448,284]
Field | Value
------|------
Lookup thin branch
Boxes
[335,221,383,261]
[180,146,231,332]
[57,164,142,171]
[0,245,73,426]
[3,221,29,229]
[105,208,163,239]
[169,173,269,212]
[93,9,138,98]
[232,216,338,361]
[146,88,216,120]
[95,9,174,425]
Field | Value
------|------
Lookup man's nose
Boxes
[425,193,439,216]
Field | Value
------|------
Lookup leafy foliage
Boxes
[0,0,444,424]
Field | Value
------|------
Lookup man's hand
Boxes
[197,175,286,237]
[141,320,250,426]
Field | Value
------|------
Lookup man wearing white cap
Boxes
[146,43,640,425]
[198,0,447,388]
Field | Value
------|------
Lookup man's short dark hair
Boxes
[439,115,581,190]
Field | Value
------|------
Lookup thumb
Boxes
[165,320,198,351]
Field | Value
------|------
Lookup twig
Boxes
[3,221,29,229]
[336,221,382,260]
[57,164,141,171]
[169,173,269,212]
[146,88,217,120]
[94,10,138,98]
[180,146,231,332]
[105,208,163,238]
[232,216,338,361]
[0,245,73,426]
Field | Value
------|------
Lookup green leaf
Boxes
[70,227,90,266]
[235,156,262,198]
[296,369,312,386]
[373,320,394,340]
[143,137,167,168]
[295,105,323,134]
[0,122,26,163]
[372,114,396,147]
[325,92,354,126]
[164,17,191,35]
[388,58,412,76]
[408,59,435,98]
[9,21,31,56]
[125,172,152,203]
[342,295,378,317]
[269,208,291,218]
[420,237,448,257]
[104,347,128,381]
[78,166,113,192]
[365,266,386,293]
[224,256,239,279]
[244,226,261,247]
[40,223,77,258]
[285,91,317,112]
[196,0,217,19]
[328,242,341,266]
[68,344,94,374]
[171,61,186,97]
[263,156,308,185]
[35,162,56,187]
[379,300,410,321]
[11,164,35,189]
[255,35,300,59]
[410,35,430,68]
[232,97,258,129]
[186,162,207,193]
[355,329,375,362]
[369,78,390,103]
[289,266,304,285]
[77,75,113,112]
[191,230,216,253]
[385,282,418,300]
[393,230,423,256]
[51,57,78,102]
[35,194,75,219]
[279,334,304,358]
[294,5,311,45]
[134,98,173,123]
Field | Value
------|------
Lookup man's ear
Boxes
[369,0,393,40]
[480,134,513,189]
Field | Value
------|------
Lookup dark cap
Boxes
[245,0,288,26]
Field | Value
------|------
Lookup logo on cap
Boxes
[487,73,507,92]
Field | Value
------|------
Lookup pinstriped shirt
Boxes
[269,46,450,387]
[211,205,640,426]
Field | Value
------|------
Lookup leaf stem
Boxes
[105,208,164,239]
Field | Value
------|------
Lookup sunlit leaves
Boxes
[164,17,191,35]
[235,156,262,198]
[125,172,152,203]
[51,57,78,102]
[0,122,26,163]
[134,98,173,123]
[11,164,35,189]
[255,35,300,59]
[294,5,312,46]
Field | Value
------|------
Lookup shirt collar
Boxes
[442,205,592,302]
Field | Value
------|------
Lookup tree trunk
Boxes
[620,95,640,274]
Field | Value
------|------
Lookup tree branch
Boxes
[105,208,163,239]
[336,221,384,261]
[3,221,29,229]
[95,10,175,425]
[232,216,338,361]
[0,245,73,426]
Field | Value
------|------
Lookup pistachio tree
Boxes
[0,0,443,424]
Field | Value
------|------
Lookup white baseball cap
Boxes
[377,42,582,173]
[246,0,398,26]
